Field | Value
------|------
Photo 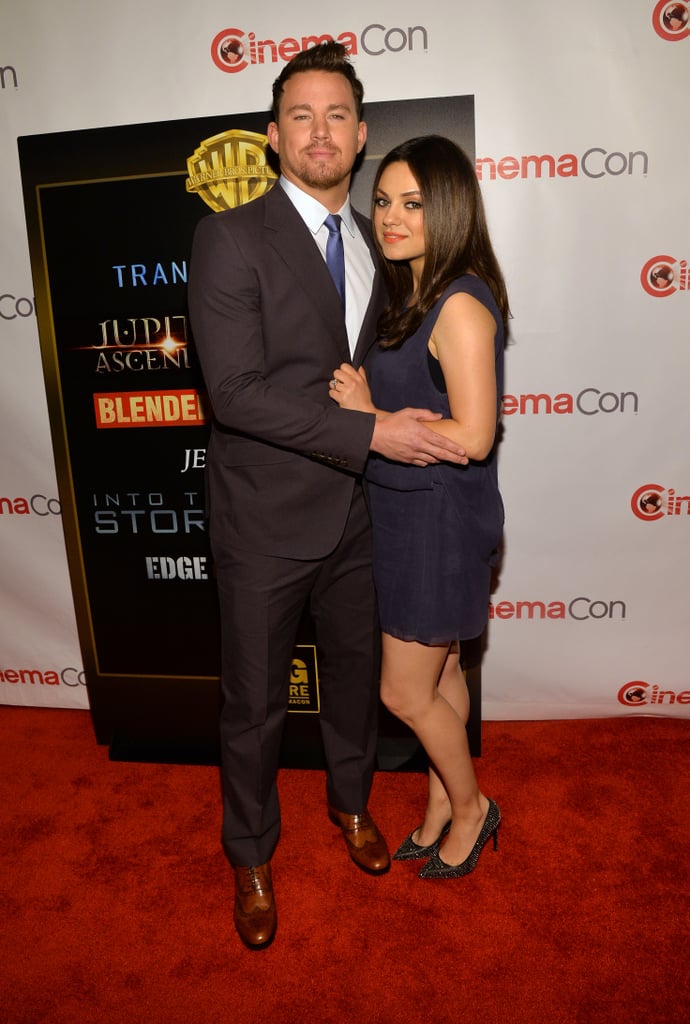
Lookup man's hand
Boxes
[371,409,469,467]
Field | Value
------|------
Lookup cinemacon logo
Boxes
[618,680,690,706]
[631,483,690,521]
[0,666,86,687]
[476,148,648,181]
[0,293,35,319]
[502,389,638,416]
[0,494,61,516]
[489,598,625,621]
[211,24,427,72]
[652,1,689,41]
[640,255,689,297]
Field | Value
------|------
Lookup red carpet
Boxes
[1,707,688,1024]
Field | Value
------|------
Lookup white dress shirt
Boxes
[280,176,375,357]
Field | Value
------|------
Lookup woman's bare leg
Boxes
[381,634,488,865]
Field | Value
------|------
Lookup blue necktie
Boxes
[324,214,346,310]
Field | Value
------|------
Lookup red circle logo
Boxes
[211,29,248,73]
[640,255,676,297]
[618,681,649,705]
[652,1,690,41]
[631,484,665,521]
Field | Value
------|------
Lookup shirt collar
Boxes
[279,176,356,237]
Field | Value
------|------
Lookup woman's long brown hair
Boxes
[372,135,510,349]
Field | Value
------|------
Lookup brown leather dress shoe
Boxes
[233,862,276,949]
[328,806,391,875]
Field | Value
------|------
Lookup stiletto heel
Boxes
[419,799,501,879]
[392,820,451,861]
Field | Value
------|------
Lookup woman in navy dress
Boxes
[328,136,509,878]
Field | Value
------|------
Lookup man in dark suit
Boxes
[188,42,466,949]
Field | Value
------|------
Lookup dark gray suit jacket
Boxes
[188,183,387,560]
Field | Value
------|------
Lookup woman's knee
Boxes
[379,677,399,715]
[380,677,424,724]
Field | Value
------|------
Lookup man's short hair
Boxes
[271,41,364,120]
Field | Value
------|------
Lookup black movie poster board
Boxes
[18,94,481,765]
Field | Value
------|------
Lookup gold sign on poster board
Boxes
[186,130,278,212]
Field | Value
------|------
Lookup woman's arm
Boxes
[327,363,469,467]
[427,291,498,461]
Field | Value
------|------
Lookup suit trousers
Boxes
[213,484,380,866]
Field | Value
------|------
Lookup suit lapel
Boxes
[263,186,350,356]
[351,209,386,367]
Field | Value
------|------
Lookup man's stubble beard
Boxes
[292,154,352,193]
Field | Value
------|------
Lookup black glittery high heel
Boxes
[418,799,500,879]
[392,820,451,861]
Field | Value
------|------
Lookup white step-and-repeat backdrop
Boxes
[1,1,688,719]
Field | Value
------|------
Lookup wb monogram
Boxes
[186,129,278,212]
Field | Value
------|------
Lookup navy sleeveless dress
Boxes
[365,276,505,644]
